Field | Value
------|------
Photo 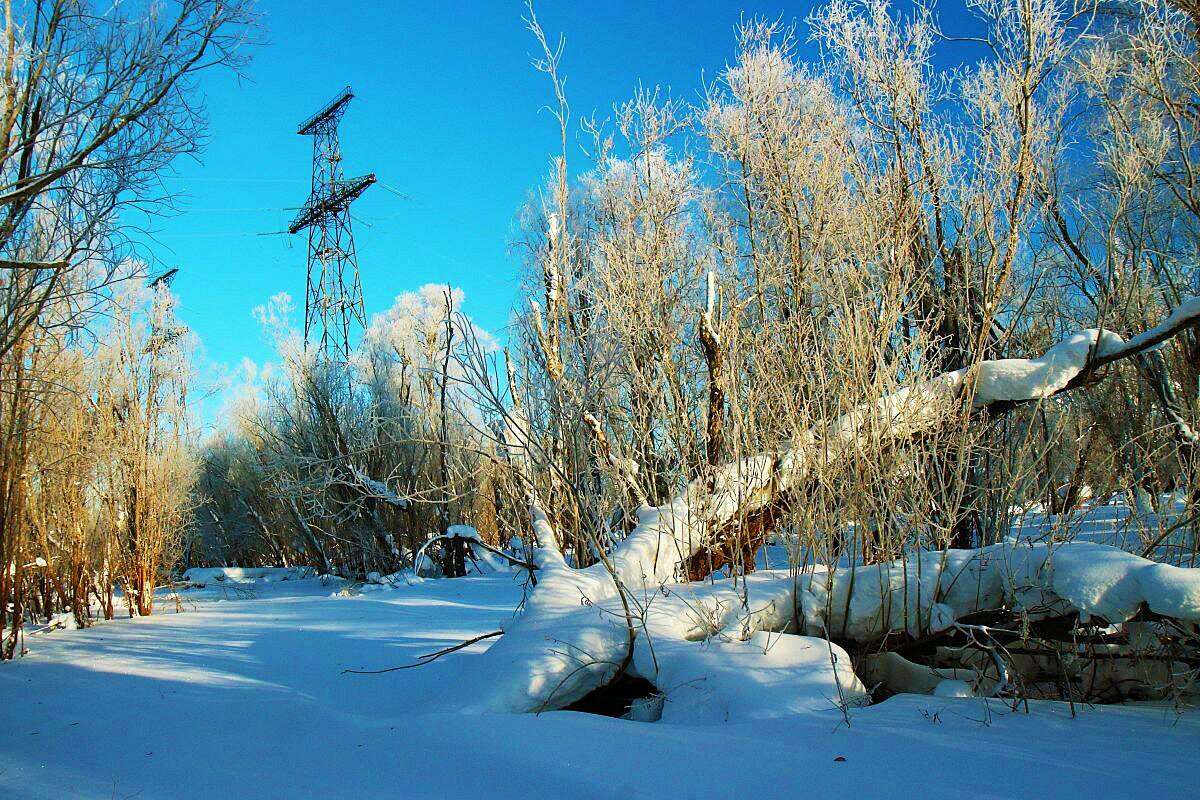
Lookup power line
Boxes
[162,176,307,184]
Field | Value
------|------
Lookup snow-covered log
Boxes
[857,651,978,696]
[789,541,1200,643]
[458,299,1200,717]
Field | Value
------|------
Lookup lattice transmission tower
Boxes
[289,86,375,361]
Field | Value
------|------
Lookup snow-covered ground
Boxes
[1011,493,1193,562]
[2,570,1197,799]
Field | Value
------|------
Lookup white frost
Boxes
[461,300,1200,718]
[349,465,409,508]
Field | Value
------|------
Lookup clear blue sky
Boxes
[145,0,976,426]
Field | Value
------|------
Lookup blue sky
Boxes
[146,0,976,427]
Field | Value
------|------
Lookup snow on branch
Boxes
[973,296,1200,412]
[738,541,1200,645]
[348,465,410,509]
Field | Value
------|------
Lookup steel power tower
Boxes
[289,86,375,361]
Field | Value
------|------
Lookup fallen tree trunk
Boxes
[456,299,1200,719]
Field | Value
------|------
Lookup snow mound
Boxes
[457,602,628,714]
[460,574,868,721]
[462,541,1200,717]
[447,525,482,542]
[1047,545,1200,622]
[636,631,867,724]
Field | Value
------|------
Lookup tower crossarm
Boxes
[297,86,355,135]
[288,173,376,234]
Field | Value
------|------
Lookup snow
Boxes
[5,303,1199,797]
[635,630,868,724]
[1047,544,1200,622]
[970,329,1124,405]
[349,464,409,508]
[460,531,1200,715]
[934,679,974,698]
[457,304,1200,716]
[456,569,869,718]
[791,541,1200,644]
[2,573,1197,799]
[461,303,1200,717]
[447,524,482,542]
[455,533,1200,718]
[967,296,1200,406]
[1010,492,1193,561]
[363,569,423,586]
[180,566,316,586]
[410,526,517,577]
[1103,295,1200,360]
[459,302,1199,715]
[506,304,1200,628]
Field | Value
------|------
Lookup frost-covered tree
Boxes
[193,285,512,578]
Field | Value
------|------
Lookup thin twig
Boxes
[341,629,504,675]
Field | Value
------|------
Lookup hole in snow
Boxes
[563,673,660,720]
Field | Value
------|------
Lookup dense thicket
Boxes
[495,0,1200,576]
[0,0,253,657]
[441,0,1200,716]
[189,287,524,577]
